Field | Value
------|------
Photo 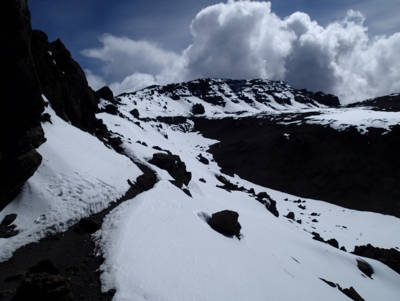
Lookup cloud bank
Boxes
[82,1,400,103]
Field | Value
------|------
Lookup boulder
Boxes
[208,210,241,237]
[356,259,374,278]
[191,103,205,115]
[1,214,17,226]
[285,212,295,220]
[326,238,339,249]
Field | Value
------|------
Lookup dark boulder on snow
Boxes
[130,108,140,119]
[256,192,279,217]
[341,286,365,301]
[208,210,241,238]
[197,154,209,165]
[326,238,339,249]
[0,0,46,211]
[149,152,192,187]
[356,258,374,278]
[1,214,17,226]
[353,244,400,274]
[191,103,205,115]
[285,212,295,220]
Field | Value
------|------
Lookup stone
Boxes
[285,212,295,220]
[149,152,192,187]
[356,259,374,278]
[208,210,241,237]
[352,244,400,274]
[1,214,17,226]
[191,103,205,115]
[197,154,209,165]
[326,238,339,249]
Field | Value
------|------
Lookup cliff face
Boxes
[31,30,103,133]
[0,0,111,211]
[0,0,46,210]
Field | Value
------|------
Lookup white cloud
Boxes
[82,1,400,103]
[84,69,107,91]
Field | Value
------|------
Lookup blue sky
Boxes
[30,0,400,103]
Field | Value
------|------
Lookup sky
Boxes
[30,0,400,103]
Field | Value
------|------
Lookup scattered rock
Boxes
[285,212,295,220]
[319,278,336,288]
[326,238,339,249]
[199,178,206,183]
[340,246,347,252]
[311,219,318,222]
[208,210,241,238]
[298,205,306,210]
[356,258,374,278]
[197,154,209,165]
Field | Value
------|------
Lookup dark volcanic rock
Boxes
[208,210,241,237]
[326,238,339,249]
[256,192,279,217]
[341,286,365,301]
[149,152,192,187]
[352,244,400,274]
[0,0,46,211]
[356,258,374,278]
[96,86,115,103]
[1,214,17,226]
[194,115,400,218]
[11,273,74,301]
[29,259,59,275]
[31,30,101,133]
[285,212,295,220]
[197,154,209,165]
[191,103,205,115]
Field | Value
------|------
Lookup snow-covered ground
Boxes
[0,99,141,262]
[1,93,400,300]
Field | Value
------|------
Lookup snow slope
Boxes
[0,99,141,262]
[93,97,400,301]
[1,87,400,300]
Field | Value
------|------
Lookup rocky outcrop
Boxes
[0,0,46,211]
[31,30,101,133]
[353,244,400,274]
[149,152,192,188]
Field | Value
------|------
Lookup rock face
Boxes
[0,0,46,211]
[208,210,241,237]
[31,30,101,133]
[195,114,400,218]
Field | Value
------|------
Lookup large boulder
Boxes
[353,244,400,274]
[0,0,46,210]
[208,210,241,238]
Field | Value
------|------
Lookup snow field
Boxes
[95,101,400,301]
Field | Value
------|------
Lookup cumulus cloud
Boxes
[82,1,400,103]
